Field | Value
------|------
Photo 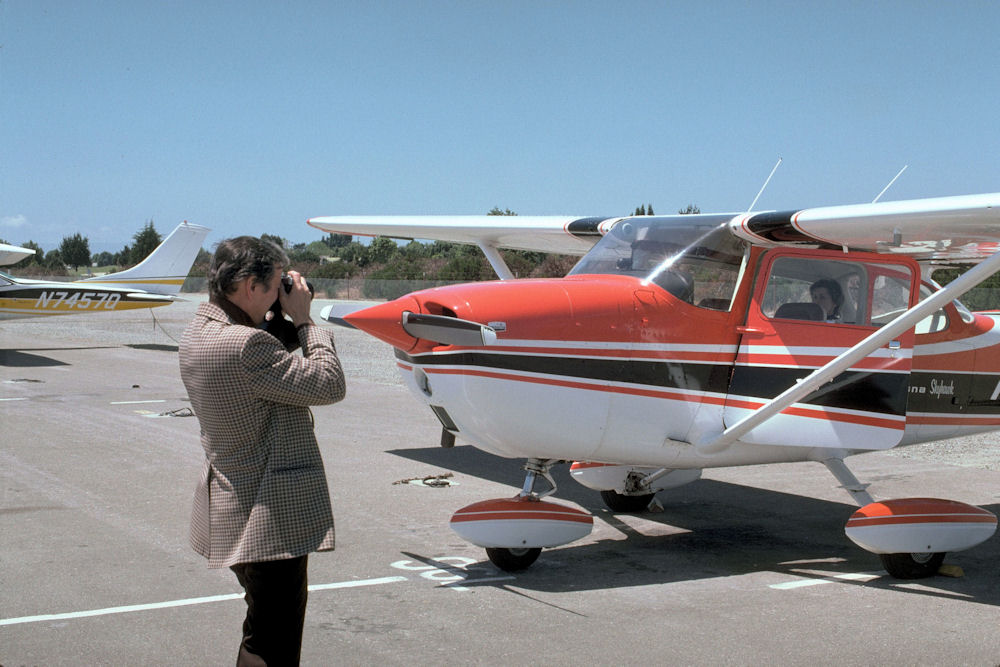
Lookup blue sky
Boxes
[2,1,999,253]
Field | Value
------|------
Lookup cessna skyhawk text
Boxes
[308,193,1000,578]
[0,221,209,321]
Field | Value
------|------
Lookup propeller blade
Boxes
[401,311,497,347]
[320,304,361,328]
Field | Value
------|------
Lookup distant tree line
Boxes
[18,202,996,308]
[2,220,164,276]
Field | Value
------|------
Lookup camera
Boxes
[271,273,314,314]
[264,273,315,349]
[279,273,314,296]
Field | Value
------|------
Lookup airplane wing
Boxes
[731,192,1000,263]
[307,215,609,256]
[310,193,1000,264]
[0,242,36,266]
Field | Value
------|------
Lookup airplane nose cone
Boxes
[344,295,422,351]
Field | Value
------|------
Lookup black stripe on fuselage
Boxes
[729,365,908,416]
[907,371,1000,415]
[398,349,731,394]
[2,287,120,299]
[397,349,909,415]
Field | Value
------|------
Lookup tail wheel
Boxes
[879,552,946,579]
[600,489,654,513]
[486,547,542,572]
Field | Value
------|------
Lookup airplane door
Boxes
[724,251,918,449]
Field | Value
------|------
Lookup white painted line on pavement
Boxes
[769,571,881,590]
[0,576,409,627]
[309,576,408,592]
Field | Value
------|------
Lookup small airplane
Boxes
[0,221,210,321]
[308,192,1000,578]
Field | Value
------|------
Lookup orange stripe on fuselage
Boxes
[479,345,736,363]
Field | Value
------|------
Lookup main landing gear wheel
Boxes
[486,547,542,572]
[600,489,654,513]
[879,552,946,579]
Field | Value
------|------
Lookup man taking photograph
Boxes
[179,236,346,665]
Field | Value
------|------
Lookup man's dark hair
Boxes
[208,236,289,302]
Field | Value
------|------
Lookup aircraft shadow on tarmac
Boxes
[0,344,177,367]
[0,346,116,367]
[389,444,1000,606]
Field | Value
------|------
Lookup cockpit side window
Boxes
[762,256,913,326]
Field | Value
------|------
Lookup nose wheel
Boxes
[486,547,542,571]
[879,552,946,579]
[485,459,555,572]
[600,489,655,513]
[451,459,593,573]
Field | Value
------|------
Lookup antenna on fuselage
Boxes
[872,165,908,203]
[747,157,782,212]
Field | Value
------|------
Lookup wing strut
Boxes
[696,249,1000,455]
[478,242,514,280]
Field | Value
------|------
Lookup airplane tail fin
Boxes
[79,221,210,295]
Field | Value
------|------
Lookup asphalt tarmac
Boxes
[2,296,1000,666]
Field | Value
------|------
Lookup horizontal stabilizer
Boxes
[125,293,175,302]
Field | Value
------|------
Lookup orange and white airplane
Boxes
[0,221,209,321]
[308,192,1000,578]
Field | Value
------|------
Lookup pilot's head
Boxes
[810,278,844,319]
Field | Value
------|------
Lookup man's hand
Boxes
[278,270,313,327]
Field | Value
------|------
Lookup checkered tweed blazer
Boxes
[179,301,346,568]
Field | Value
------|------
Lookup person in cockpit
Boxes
[810,278,844,322]
[840,273,862,324]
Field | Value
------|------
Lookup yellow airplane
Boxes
[0,221,209,320]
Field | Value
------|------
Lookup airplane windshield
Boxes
[568,214,748,310]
